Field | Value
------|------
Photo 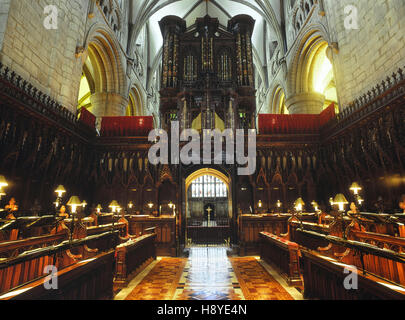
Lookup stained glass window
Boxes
[190,175,227,198]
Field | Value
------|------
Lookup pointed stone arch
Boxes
[270,85,287,114]
[127,84,145,116]
[79,24,128,116]
[286,25,337,114]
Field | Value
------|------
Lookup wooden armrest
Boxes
[334,248,351,260]
[318,243,333,252]
[84,245,98,254]
[66,250,82,261]
[119,236,130,242]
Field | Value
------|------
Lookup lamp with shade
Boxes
[311,201,320,212]
[96,204,102,213]
[67,196,82,214]
[109,200,119,213]
[55,185,66,198]
[349,182,362,195]
[66,196,81,242]
[294,198,305,212]
[54,185,66,210]
[334,194,349,212]
[147,202,154,215]
[350,182,365,207]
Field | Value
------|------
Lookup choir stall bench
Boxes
[259,232,302,287]
[113,233,157,291]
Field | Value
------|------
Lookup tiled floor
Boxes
[174,247,244,300]
[230,257,294,300]
[124,258,186,300]
[117,247,303,301]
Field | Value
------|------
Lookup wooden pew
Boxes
[0,231,119,295]
[280,211,405,299]
[301,249,405,300]
[239,215,289,256]
[0,219,127,261]
[238,213,318,256]
[97,213,115,226]
[127,215,176,256]
[87,222,127,239]
[0,216,61,241]
[287,221,330,251]
[348,213,405,237]
[114,233,157,290]
[0,232,68,259]
[259,232,302,286]
[297,229,405,289]
[347,229,405,285]
[0,250,115,300]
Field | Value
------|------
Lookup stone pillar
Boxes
[285,92,325,114]
[90,92,128,117]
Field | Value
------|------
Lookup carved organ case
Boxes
[159,14,256,132]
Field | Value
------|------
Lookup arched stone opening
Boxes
[286,31,338,114]
[126,85,144,116]
[77,28,127,117]
[271,86,288,114]
[184,168,232,247]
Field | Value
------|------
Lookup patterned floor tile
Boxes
[230,257,294,300]
[124,248,296,301]
[174,248,244,300]
[125,258,186,300]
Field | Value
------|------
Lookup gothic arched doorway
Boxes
[185,168,231,247]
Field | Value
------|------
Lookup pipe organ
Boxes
[159,14,256,132]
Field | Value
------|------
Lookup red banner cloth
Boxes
[259,114,320,134]
[259,103,336,135]
[319,103,336,128]
[79,107,96,129]
[100,116,154,137]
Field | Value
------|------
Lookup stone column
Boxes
[285,92,325,114]
[90,92,128,117]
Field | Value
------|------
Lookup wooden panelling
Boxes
[128,216,176,256]
[0,231,119,295]
[114,233,157,290]
[1,251,115,300]
[238,214,317,255]
[302,250,405,300]
[260,232,302,286]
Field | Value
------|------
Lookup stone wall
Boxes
[0,0,11,51]
[0,0,146,117]
[0,0,90,113]
[324,0,405,107]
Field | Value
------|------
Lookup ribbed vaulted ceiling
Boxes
[129,0,285,81]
